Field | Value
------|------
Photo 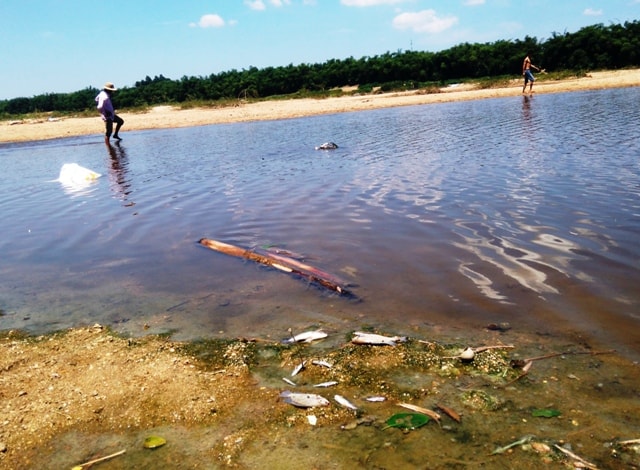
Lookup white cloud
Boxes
[245,0,291,9]
[464,0,485,5]
[245,0,266,10]
[190,14,225,28]
[341,0,407,6]
[393,10,458,34]
[583,8,603,16]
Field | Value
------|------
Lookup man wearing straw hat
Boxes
[95,82,124,143]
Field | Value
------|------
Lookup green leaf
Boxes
[532,408,561,418]
[383,412,430,430]
[143,435,167,449]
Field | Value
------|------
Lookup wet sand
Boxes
[1,324,639,469]
[2,69,639,144]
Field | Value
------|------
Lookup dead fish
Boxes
[280,391,330,408]
[282,377,296,386]
[365,396,386,402]
[313,381,339,388]
[315,142,338,150]
[334,394,358,410]
[284,330,328,344]
[311,359,333,369]
[291,361,306,377]
[352,331,407,346]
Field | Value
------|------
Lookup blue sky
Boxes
[1,0,638,100]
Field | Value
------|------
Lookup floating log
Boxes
[198,238,351,295]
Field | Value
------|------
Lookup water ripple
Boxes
[1,87,639,356]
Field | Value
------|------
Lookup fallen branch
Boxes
[504,348,616,387]
[72,449,126,469]
[619,438,640,446]
[474,344,515,353]
[525,349,616,363]
[553,444,599,469]
[198,238,351,295]
[502,360,533,387]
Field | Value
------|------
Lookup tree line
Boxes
[2,21,638,117]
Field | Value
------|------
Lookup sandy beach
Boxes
[2,69,638,144]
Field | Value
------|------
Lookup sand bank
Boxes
[2,69,638,144]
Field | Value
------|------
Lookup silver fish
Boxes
[365,396,386,402]
[334,394,358,410]
[313,381,339,388]
[282,377,296,386]
[280,391,330,408]
[311,359,333,369]
[284,330,328,344]
[291,361,306,377]
[351,331,407,346]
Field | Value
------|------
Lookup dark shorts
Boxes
[105,114,125,137]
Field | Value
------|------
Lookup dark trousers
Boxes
[105,114,124,137]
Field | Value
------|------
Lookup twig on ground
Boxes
[553,444,598,469]
[525,348,615,363]
[72,449,126,469]
[619,438,640,446]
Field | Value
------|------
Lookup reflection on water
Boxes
[1,87,639,358]
[106,141,135,207]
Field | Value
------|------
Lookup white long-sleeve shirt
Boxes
[95,90,115,121]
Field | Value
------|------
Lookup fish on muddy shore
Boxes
[313,381,339,388]
[351,331,407,346]
[365,396,386,402]
[311,359,333,369]
[280,391,330,408]
[291,361,306,377]
[284,331,328,344]
[334,395,358,410]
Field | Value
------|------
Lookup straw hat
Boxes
[103,82,117,91]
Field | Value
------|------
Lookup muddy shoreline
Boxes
[1,322,639,469]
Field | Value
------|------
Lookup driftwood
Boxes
[198,238,351,295]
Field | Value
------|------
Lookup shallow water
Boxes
[1,87,640,358]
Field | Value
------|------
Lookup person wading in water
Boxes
[95,82,124,143]
[522,53,541,94]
